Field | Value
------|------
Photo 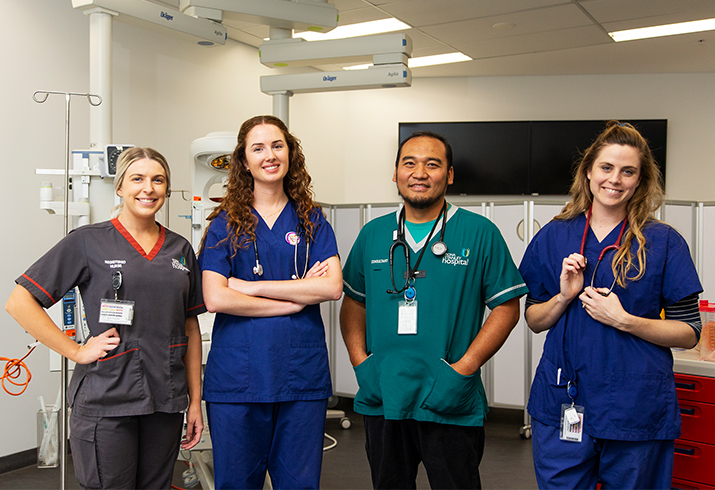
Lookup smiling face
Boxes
[243,123,289,188]
[116,157,167,222]
[393,136,454,219]
[587,144,642,216]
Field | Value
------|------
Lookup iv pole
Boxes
[31,90,102,490]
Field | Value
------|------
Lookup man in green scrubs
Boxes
[341,131,528,489]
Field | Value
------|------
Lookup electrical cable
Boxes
[1,342,37,396]
[323,432,337,451]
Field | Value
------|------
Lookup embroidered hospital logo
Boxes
[443,252,469,267]
[172,258,189,272]
[461,248,470,258]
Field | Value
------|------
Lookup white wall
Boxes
[0,0,274,458]
[292,74,715,204]
[2,0,715,459]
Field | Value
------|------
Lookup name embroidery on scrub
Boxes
[105,259,127,269]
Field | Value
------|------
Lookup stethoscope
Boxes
[579,207,628,296]
[252,225,310,280]
[387,201,448,295]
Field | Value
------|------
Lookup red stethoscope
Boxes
[579,207,628,296]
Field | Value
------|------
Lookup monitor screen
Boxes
[398,119,667,196]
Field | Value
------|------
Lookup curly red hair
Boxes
[199,115,322,256]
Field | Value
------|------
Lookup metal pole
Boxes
[32,91,102,490]
[272,92,293,127]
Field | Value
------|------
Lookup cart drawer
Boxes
[675,373,715,404]
[673,440,715,486]
[680,400,715,444]
[672,477,715,489]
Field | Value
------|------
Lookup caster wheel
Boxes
[519,426,532,439]
[340,417,352,429]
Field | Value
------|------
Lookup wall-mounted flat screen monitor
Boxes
[398,120,667,196]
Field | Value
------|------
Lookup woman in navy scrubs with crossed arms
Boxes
[519,121,703,489]
[6,148,205,489]
[199,115,342,489]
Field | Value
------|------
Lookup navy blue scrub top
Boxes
[199,203,339,403]
[519,215,702,441]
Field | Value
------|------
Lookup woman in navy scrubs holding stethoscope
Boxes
[199,115,342,490]
[519,121,703,489]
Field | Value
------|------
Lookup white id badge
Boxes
[560,403,585,442]
[398,300,418,334]
[99,299,135,326]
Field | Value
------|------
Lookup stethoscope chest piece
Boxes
[431,240,447,257]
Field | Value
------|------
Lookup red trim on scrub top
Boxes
[21,274,56,304]
[112,218,166,261]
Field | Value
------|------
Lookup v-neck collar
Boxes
[112,218,165,261]
[397,203,457,253]
[253,201,293,238]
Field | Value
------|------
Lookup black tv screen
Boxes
[398,120,667,196]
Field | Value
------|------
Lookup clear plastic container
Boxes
[37,405,59,468]
[699,300,715,362]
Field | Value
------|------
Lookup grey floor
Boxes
[0,399,537,490]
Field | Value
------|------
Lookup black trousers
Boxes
[69,411,183,490]
[363,415,485,490]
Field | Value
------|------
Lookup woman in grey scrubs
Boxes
[6,148,206,489]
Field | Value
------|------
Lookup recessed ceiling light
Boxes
[609,17,715,42]
[294,18,410,41]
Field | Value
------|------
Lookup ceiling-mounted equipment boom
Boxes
[72,0,227,46]
[179,0,338,33]
[259,33,411,68]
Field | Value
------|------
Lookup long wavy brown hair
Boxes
[556,120,665,287]
[199,115,322,257]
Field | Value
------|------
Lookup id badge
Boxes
[560,403,585,442]
[99,298,135,326]
[398,300,417,334]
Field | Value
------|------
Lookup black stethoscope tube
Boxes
[387,201,448,295]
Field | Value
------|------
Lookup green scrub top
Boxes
[342,205,528,426]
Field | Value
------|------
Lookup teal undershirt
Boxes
[404,204,450,243]
[404,219,437,243]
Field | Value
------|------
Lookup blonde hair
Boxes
[556,120,665,286]
[111,147,171,218]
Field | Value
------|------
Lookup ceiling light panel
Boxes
[609,17,715,42]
